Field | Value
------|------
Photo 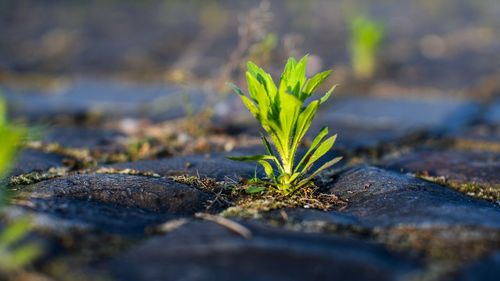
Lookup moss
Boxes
[92,167,161,178]
[9,167,70,186]
[170,174,346,218]
[27,142,97,168]
[376,226,500,281]
[416,172,500,203]
[456,182,500,203]
[221,183,346,219]
[453,138,500,153]
[9,167,161,188]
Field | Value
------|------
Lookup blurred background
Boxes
[0,0,499,151]
[1,0,499,94]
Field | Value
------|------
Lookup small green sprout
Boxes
[228,55,342,195]
[349,16,384,79]
[0,99,23,180]
[0,97,41,274]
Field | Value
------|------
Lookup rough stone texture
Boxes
[10,149,66,177]
[455,252,500,281]
[381,149,500,197]
[106,221,420,281]
[108,153,260,181]
[326,166,500,228]
[25,198,173,235]
[316,97,479,150]
[4,79,207,122]
[29,174,212,213]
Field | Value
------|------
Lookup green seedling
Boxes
[349,15,384,79]
[228,55,342,195]
[0,97,41,274]
[0,100,23,180]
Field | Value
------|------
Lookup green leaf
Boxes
[292,100,319,150]
[302,134,337,173]
[245,186,267,194]
[258,160,275,181]
[302,70,332,100]
[279,93,301,146]
[295,126,329,173]
[297,156,343,188]
[247,61,277,99]
[226,154,275,162]
[239,95,259,119]
[10,242,41,268]
[0,217,32,247]
[320,84,336,105]
[228,82,244,96]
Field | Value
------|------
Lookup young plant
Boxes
[228,55,341,195]
[349,16,384,79]
[0,97,41,274]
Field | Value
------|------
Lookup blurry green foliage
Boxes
[0,99,24,179]
[229,55,341,195]
[0,217,42,273]
[0,97,41,274]
[349,16,384,79]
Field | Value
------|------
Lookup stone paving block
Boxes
[29,174,212,213]
[316,96,479,150]
[3,79,207,122]
[455,252,500,281]
[10,149,67,177]
[381,149,500,202]
[108,152,261,181]
[326,165,500,228]
[105,221,420,281]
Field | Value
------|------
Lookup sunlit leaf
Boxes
[228,55,340,194]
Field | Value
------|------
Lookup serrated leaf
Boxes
[247,61,277,98]
[302,134,337,173]
[302,70,332,100]
[295,126,329,173]
[233,95,258,122]
[297,156,343,188]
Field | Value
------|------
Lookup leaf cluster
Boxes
[229,55,341,194]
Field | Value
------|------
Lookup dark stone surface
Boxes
[455,252,500,281]
[4,79,207,122]
[326,166,500,228]
[25,198,173,235]
[108,153,260,181]
[43,126,126,150]
[381,149,500,189]
[10,149,66,177]
[448,124,500,147]
[29,174,212,213]
[106,221,420,281]
[316,96,479,150]
[485,99,500,125]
